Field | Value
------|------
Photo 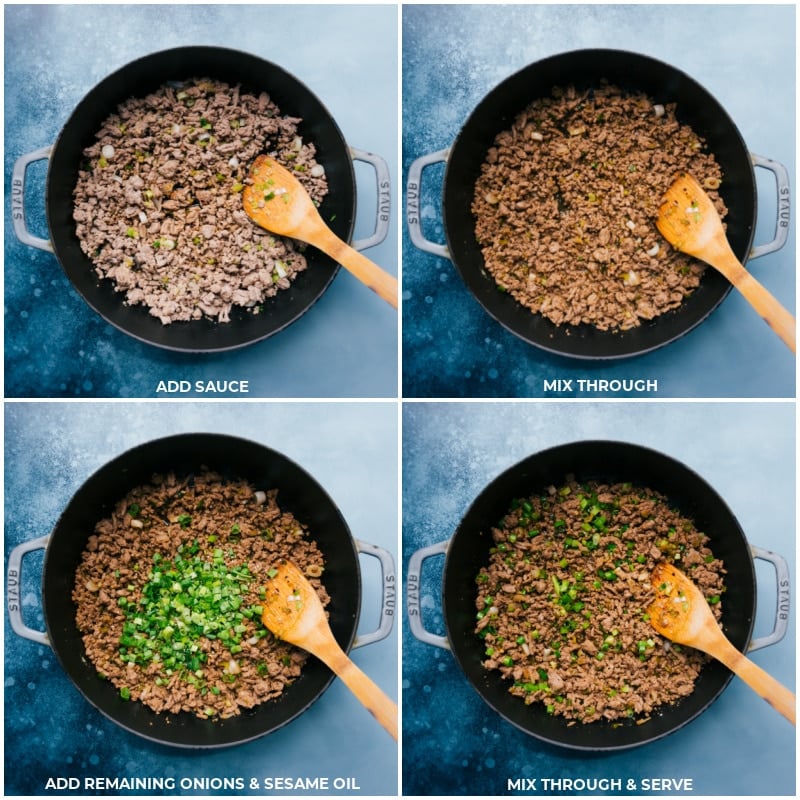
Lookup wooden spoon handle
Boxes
[725,259,795,353]
[314,228,398,308]
[716,640,796,724]
[333,654,399,740]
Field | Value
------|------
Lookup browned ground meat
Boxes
[475,478,725,724]
[472,83,727,330]
[73,78,328,325]
[73,470,328,720]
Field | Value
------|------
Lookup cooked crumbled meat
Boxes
[73,470,328,720]
[472,83,727,331]
[72,79,328,325]
[475,478,725,724]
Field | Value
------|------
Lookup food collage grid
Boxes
[3,3,796,798]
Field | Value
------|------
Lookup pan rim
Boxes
[440,47,756,360]
[44,45,356,353]
[440,438,757,751]
[38,432,362,749]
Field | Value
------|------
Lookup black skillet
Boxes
[407,440,789,750]
[7,434,369,748]
[13,47,363,352]
[407,49,790,359]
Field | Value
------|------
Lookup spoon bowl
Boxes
[261,560,398,739]
[243,156,398,308]
[656,172,795,352]
[649,561,795,724]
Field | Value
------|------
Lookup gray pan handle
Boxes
[7,534,51,647]
[12,145,391,256]
[748,545,790,652]
[12,145,55,253]
[7,534,395,651]
[352,539,396,649]
[407,538,451,650]
[749,154,790,261]
[403,150,790,263]
[404,541,788,653]
[349,147,391,252]
[406,148,451,260]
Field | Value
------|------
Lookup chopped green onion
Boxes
[116,547,261,687]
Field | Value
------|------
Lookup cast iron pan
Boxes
[44,47,356,352]
[438,441,756,750]
[25,433,362,748]
[442,49,758,359]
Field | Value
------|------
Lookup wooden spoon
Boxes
[656,172,795,352]
[648,561,795,724]
[243,156,398,308]
[261,560,398,739]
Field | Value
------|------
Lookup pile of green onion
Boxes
[117,540,267,681]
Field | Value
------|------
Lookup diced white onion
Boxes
[101,144,115,159]
[623,270,639,286]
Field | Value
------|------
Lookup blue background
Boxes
[4,402,398,795]
[4,4,398,399]
[4,3,799,798]
[402,4,796,398]
[402,401,795,796]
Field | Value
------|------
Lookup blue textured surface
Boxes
[4,4,397,399]
[402,402,795,795]
[402,4,795,398]
[5,402,398,795]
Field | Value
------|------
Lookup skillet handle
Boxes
[748,545,790,652]
[351,539,396,649]
[11,145,55,253]
[406,148,451,259]
[407,539,451,650]
[749,153,790,260]
[349,147,391,252]
[7,534,51,647]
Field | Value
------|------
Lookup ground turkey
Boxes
[73,78,328,325]
[475,478,725,724]
[73,470,328,720]
[472,83,727,331]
